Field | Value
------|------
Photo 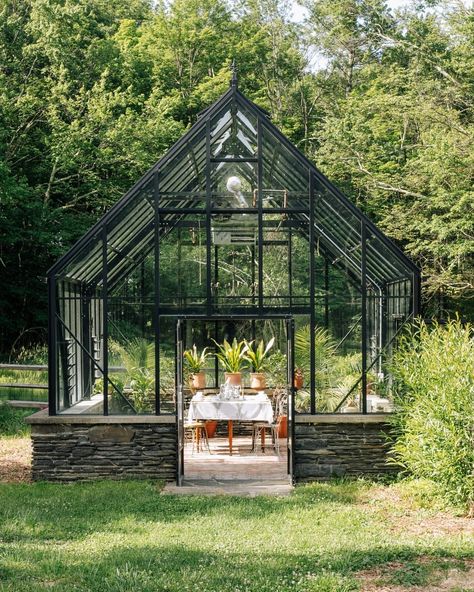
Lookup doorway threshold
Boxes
[162,478,293,497]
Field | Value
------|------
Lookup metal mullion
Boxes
[324,258,329,329]
[102,226,109,416]
[257,116,263,311]
[361,221,367,414]
[205,118,212,315]
[48,277,58,415]
[309,173,316,414]
[154,171,161,415]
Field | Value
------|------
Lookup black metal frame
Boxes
[47,74,421,417]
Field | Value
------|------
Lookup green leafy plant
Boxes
[213,338,249,373]
[183,345,210,373]
[390,318,474,511]
[243,337,275,372]
[109,338,155,376]
[129,368,154,413]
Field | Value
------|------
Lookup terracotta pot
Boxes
[224,372,242,386]
[277,415,287,438]
[250,372,266,390]
[293,372,304,390]
[205,420,218,438]
[191,372,206,389]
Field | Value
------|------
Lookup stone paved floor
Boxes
[184,435,288,480]
[163,435,292,496]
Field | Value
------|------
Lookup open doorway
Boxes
[176,316,294,486]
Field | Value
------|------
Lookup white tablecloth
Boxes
[188,396,273,424]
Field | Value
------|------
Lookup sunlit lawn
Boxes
[0,478,473,592]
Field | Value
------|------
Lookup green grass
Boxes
[0,479,472,592]
[0,405,33,437]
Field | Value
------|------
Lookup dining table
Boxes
[187,394,274,455]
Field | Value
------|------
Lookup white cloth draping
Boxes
[187,395,273,424]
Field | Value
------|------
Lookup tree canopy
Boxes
[0,0,472,352]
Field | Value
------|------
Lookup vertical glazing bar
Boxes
[361,221,368,414]
[412,271,421,317]
[214,320,219,388]
[257,116,263,311]
[309,173,316,414]
[102,226,109,416]
[154,171,161,415]
[48,276,57,415]
[324,259,329,329]
[205,118,212,316]
[288,224,293,308]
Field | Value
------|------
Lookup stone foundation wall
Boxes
[295,417,396,481]
[29,415,176,482]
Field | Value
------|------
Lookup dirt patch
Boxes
[357,558,474,592]
[360,486,474,538]
[0,436,31,483]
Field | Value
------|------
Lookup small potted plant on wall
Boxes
[183,345,210,389]
[213,338,249,386]
[244,337,275,390]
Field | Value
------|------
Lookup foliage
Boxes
[390,318,474,510]
[0,479,472,591]
[265,350,287,388]
[109,338,155,376]
[1,0,474,356]
[183,345,210,374]
[128,368,154,413]
[0,404,32,437]
[294,324,363,412]
[213,338,249,373]
[243,337,275,372]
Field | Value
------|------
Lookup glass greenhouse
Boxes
[47,76,420,428]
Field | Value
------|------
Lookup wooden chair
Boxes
[184,420,211,454]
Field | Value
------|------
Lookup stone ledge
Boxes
[295,414,392,424]
[26,409,176,425]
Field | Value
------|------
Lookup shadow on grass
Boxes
[0,479,366,544]
[0,541,465,592]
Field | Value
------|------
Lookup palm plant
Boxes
[243,337,275,372]
[183,345,210,373]
[213,338,249,373]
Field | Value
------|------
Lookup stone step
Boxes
[162,478,293,497]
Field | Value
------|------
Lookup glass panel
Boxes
[107,250,156,415]
[210,101,257,159]
[56,280,104,414]
[159,215,208,310]
[262,125,309,208]
[211,239,258,310]
[158,316,176,414]
[211,161,256,209]
[158,126,207,209]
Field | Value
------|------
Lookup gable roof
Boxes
[48,83,420,291]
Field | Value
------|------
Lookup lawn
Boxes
[0,409,473,592]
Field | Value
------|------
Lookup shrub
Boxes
[390,318,474,510]
[0,404,32,436]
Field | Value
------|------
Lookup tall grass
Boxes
[0,403,32,437]
[390,318,474,510]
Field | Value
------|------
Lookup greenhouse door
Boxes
[286,317,295,483]
[176,319,185,486]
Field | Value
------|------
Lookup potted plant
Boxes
[183,345,210,389]
[294,367,304,389]
[244,337,275,389]
[213,338,249,386]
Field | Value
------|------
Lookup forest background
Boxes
[1,0,473,355]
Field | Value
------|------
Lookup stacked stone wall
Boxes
[295,419,396,481]
[30,422,176,482]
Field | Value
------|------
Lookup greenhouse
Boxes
[31,73,420,484]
